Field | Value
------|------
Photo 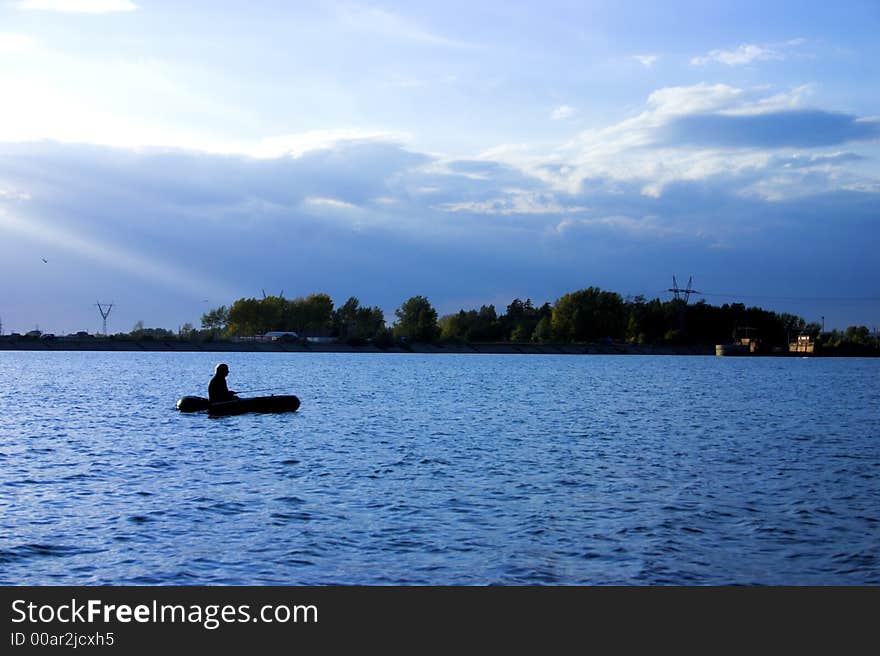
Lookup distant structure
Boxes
[96,301,114,336]
[668,276,701,304]
[264,331,299,341]
[789,334,815,354]
[716,327,760,356]
[0,315,3,336]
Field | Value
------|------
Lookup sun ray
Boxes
[0,209,232,300]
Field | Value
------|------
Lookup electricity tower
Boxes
[668,276,701,304]
[96,301,114,336]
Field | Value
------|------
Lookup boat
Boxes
[177,396,211,412]
[176,395,300,416]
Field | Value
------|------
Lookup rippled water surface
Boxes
[1,351,878,584]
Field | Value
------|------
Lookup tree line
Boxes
[186,287,878,352]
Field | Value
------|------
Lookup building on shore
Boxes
[716,328,760,356]
[789,334,815,354]
[263,331,300,341]
[300,328,335,343]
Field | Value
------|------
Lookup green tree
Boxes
[551,287,626,342]
[335,296,385,340]
[335,297,361,337]
[201,305,229,334]
[356,306,386,340]
[128,322,174,341]
[394,296,440,342]
[300,293,334,332]
[225,293,335,336]
[439,311,468,341]
[259,295,288,331]
[844,325,870,345]
[226,297,267,336]
[470,305,502,341]
[533,315,553,342]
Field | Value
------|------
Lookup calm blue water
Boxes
[1,351,878,585]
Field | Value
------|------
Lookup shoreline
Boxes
[2,338,875,356]
[0,337,711,355]
[0,338,846,356]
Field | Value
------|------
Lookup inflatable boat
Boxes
[176,395,300,416]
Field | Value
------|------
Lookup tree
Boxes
[438,305,502,342]
[551,287,626,342]
[224,293,336,336]
[533,315,553,342]
[439,312,466,341]
[469,305,502,341]
[300,293,335,332]
[355,306,385,340]
[394,296,440,342]
[335,297,361,338]
[844,325,870,345]
[226,298,266,336]
[128,322,174,341]
[201,305,229,334]
[335,297,385,340]
[503,298,538,342]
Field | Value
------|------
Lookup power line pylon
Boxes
[96,301,114,335]
[668,276,701,304]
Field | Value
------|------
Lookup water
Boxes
[1,351,878,585]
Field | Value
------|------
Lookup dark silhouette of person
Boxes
[208,363,237,402]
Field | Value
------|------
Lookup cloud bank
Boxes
[691,39,805,67]
[1,83,877,333]
[17,0,137,13]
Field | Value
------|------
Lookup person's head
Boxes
[215,363,229,377]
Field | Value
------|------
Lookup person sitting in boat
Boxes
[208,363,237,402]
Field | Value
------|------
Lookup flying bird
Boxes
[41,258,48,263]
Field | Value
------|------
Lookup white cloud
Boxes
[691,43,778,66]
[1,134,876,333]
[691,39,806,67]
[304,196,362,211]
[1,71,871,229]
[647,83,745,115]
[550,105,575,121]
[0,68,405,156]
[486,83,867,201]
[17,0,137,12]
[632,54,659,68]
[0,33,36,54]
[332,4,470,48]
[0,186,32,201]
[251,130,411,159]
[441,189,588,216]
[552,214,685,238]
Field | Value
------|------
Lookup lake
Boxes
[1,351,878,584]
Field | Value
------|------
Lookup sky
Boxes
[0,0,878,335]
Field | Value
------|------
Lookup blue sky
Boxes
[0,0,878,334]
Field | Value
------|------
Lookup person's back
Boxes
[208,363,236,402]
